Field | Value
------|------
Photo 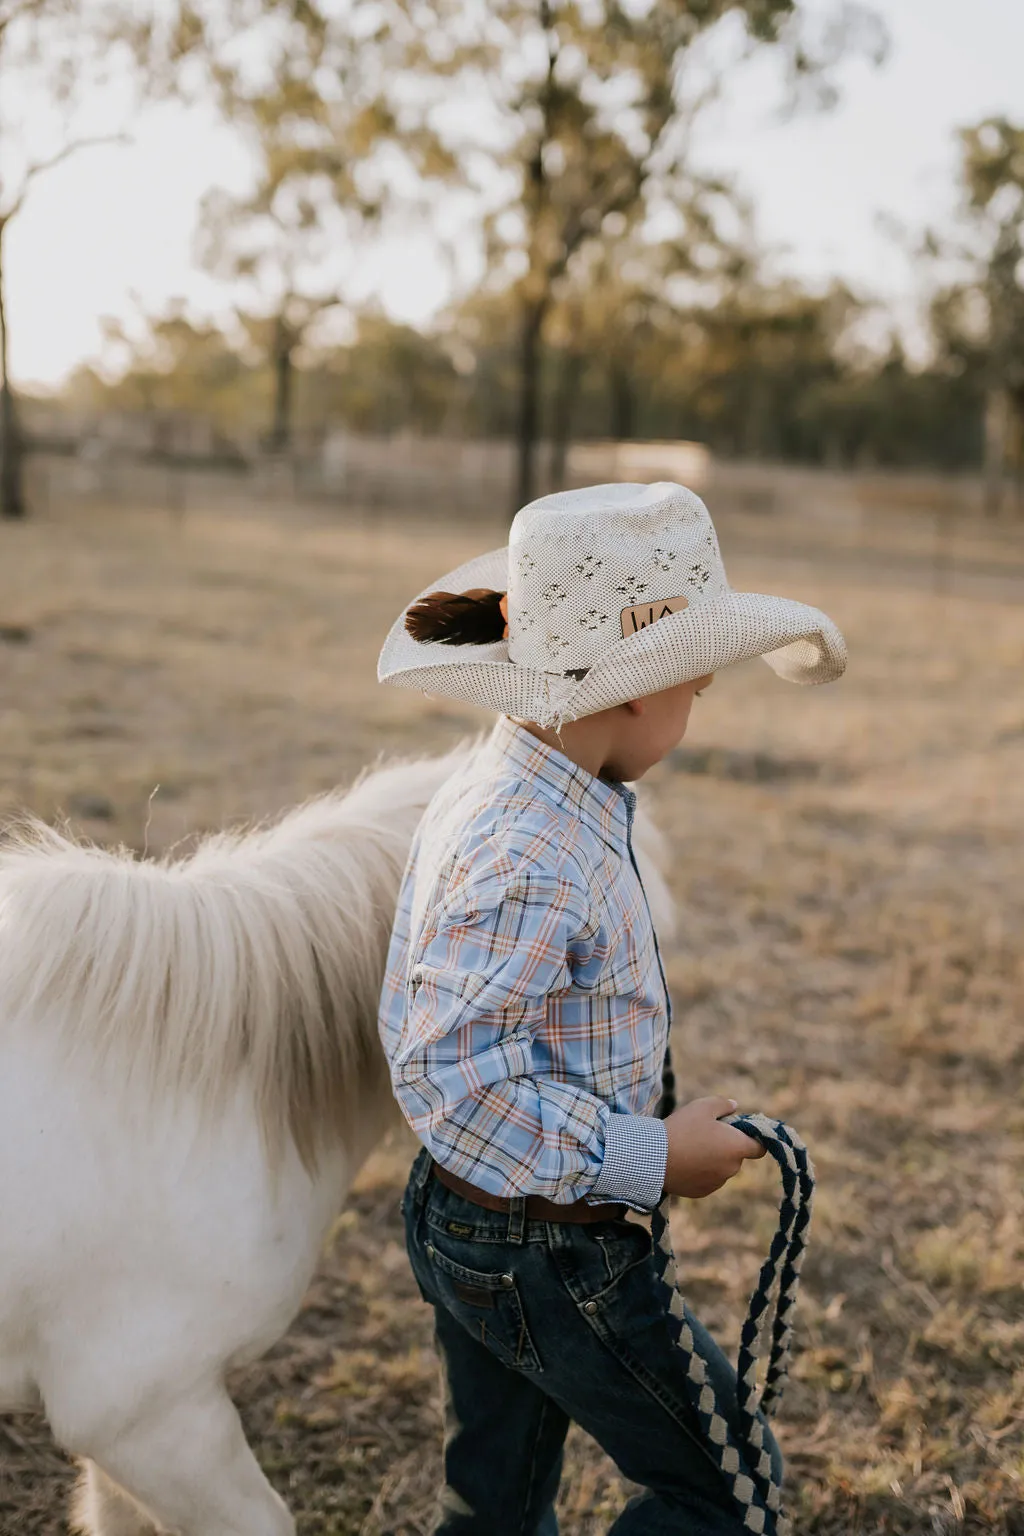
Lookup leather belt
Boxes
[431,1163,628,1225]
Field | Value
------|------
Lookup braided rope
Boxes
[652,1061,815,1535]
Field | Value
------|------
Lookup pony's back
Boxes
[0,745,473,1165]
[0,744,469,1427]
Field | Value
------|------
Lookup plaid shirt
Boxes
[378,715,671,1209]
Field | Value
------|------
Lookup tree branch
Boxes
[3,132,131,219]
[0,0,52,42]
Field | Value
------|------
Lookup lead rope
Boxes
[653,1055,815,1536]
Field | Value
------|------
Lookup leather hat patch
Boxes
[620,594,689,638]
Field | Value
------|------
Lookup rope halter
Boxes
[649,1112,815,1536]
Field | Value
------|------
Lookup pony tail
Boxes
[404,588,508,646]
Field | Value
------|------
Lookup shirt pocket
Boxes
[421,1240,543,1373]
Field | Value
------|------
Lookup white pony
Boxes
[0,738,673,1536]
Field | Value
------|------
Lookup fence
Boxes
[23,434,998,530]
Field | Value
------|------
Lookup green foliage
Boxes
[91,0,882,494]
[959,118,1024,215]
[378,0,886,503]
[64,309,267,433]
[36,0,1000,478]
[180,0,464,447]
[302,311,462,436]
[922,117,1024,501]
[926,120,1024,388]
[72,282,983,472]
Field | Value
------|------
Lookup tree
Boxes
[71,302,466,444]
[927,119,1024,512]
[193,62,345,455]
[0,1,201,518]
[186,0,458,454]
[402,0,885,513]
[66,305,262,435]
[0,134,128,520]
[301,309,462,436]
[65,275,982,471]
[545,186,751,484]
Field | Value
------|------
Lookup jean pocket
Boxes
[422,1241,543,1373]
[590,1217,655,1289]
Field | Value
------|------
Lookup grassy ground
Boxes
[0,495,1022,1536]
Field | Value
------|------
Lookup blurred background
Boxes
[2,0,1024,522]
[0,3,1022,1535]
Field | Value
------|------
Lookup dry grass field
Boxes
[0,491,1022,1536]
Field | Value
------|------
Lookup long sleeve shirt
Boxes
[377,714,672,1209]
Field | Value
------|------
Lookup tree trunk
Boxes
[742,372,770,460]
[268,316,293,453]
[514,295,547,515]
[1012,388,1024,519]
[549,347,583,490]
[512,0,557,518]
[608,359,634,443]
[0,220,26,521]
[983,385,1009,517]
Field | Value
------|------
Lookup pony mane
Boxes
[0,740,479,1174]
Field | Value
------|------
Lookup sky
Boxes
[4,0,1023,391]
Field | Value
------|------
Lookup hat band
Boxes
[509,590,692,671]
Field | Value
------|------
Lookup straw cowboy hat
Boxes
[377,481,846,728]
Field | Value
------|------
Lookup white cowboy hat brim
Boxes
[377,545,846,726]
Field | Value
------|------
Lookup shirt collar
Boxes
[488,715,635,853]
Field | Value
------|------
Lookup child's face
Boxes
[604,675,714,782]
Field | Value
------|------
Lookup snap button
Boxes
[583,1300,598,1315]
[500,1273,515,1289]
[425,1243,435,1259]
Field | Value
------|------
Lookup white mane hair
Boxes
[0,727,674,1183]
[0,739,478,1175]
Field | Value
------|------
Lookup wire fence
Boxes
[23,432,996,524]
[16,434,1024,605]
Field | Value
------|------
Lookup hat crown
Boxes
[507,481,727,671]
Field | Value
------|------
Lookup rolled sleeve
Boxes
[590,1112,667,1210]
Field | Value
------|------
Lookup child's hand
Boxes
[663,1096,766,1198]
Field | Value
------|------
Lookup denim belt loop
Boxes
[409,1146,434,1210]
[506,1194,527,1245]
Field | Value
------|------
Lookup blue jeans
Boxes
[403,1148,783,1536]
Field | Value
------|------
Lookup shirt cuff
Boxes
[590,1113,668,1210]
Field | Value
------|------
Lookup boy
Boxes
[376,482,845,1533]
